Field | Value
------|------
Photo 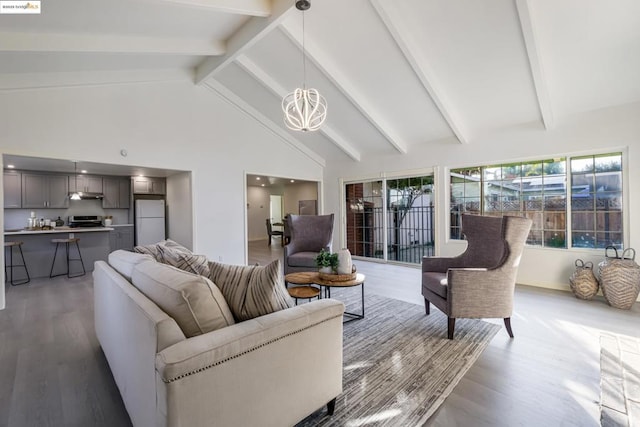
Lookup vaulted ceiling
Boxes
[2,0,639,165]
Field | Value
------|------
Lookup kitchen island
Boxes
[4,227,114,279]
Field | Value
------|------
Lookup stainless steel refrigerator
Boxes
[135,199,166,245]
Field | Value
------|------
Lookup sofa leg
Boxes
[327,398,336,416]
[447,317,455,339]
[424,298,430,315]
[504,317,514,338]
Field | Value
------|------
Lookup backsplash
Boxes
[4,199,130,229]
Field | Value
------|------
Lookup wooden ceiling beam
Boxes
[279,24,408,155]
[235,55,362,162]
[516,0,555,130]
[156,0,271,16]
[0,31,225,56]
[370,0,469,144]
[195,0,294,83]
[204,80,326,167]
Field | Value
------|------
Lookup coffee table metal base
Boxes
[323,285,364,321]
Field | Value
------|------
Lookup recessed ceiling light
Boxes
[256,177,261,180]
[7,164,14,169]
[261,184,265,187]
[81,170,88,174]
[290,179,295,183]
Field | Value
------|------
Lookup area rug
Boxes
[296,293,500,426]
[600,333,640,426]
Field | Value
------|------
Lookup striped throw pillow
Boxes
[134,239,192,262]
[208,259,294,321]
[157,245,210,277]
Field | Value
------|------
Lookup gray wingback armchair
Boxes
[284,214,335,275]
[422,214,532,339]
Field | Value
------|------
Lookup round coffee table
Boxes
[287,284,321,305]
[284,272,366,320]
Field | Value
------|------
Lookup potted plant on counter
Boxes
[315,248,338,274]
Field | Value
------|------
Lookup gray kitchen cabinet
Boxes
[103,177,130,209]
[132,177,165,195]
[4,170,22,208]
[22,173,69,208]
[109,226,134,251]
[70,174,103,193]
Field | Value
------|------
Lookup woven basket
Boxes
[598,247,640,310]
[569,259,599,300]
[319,271,357,282]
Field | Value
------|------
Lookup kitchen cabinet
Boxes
[21,173,69,208]
[109,226,134,251]
[69,174,103,193]
[132,177,165,195]
[4,170,22,208]
[103,177,130,209]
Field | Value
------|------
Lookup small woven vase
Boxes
[569,259,599,300]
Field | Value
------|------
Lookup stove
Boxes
[68,215,103,228]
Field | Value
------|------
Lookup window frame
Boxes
[447,150,627,251]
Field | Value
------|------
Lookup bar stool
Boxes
[50,238,86,278]
[4,241,30,286]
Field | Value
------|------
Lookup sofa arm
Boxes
[156,298,344,382]
[155,299,345,427]
[422,255,465,273]
[447,268,514,318]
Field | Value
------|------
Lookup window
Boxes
[571,153,623,249]
[450,152,623,250]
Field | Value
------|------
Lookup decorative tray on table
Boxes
[318,266,357,282]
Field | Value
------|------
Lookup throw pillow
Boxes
[134,239,193,261]
[133,243,162,261]
[208,259,294,321]
[157,244,210,277]
[131,261,234,338]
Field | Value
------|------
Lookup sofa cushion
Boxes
[108,250,155,281]
[208,259,294,322]
[422,272,448,299]
[287,252,318,268]
[157,245,210,277]
[132,261,234,338]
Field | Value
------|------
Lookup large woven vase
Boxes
[599,248,640,310]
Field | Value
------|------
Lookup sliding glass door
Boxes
[345,174,435,265]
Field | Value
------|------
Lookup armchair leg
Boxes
[327,398,336,416]
[504,317,514,338]
[447,317,455,339]
[424,298,430,315]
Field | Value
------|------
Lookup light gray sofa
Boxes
[93,250,345,427]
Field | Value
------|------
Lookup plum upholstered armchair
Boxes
[284,214,334,275]
[422,214,532,339]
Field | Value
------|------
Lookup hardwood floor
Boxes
[1,241,637,426]
[0,275,131,427]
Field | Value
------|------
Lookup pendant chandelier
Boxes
[282,0,327,132]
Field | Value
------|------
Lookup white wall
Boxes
[246,186,271,241]
[324,102,640,294]
[166,171,193,250]
[245,181,319,241]
[283,181,318,216]
[0,79,323,309]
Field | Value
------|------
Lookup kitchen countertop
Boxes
[109,224,134,227]
[4,226,114,235]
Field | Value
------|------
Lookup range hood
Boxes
[69,192,104,200]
